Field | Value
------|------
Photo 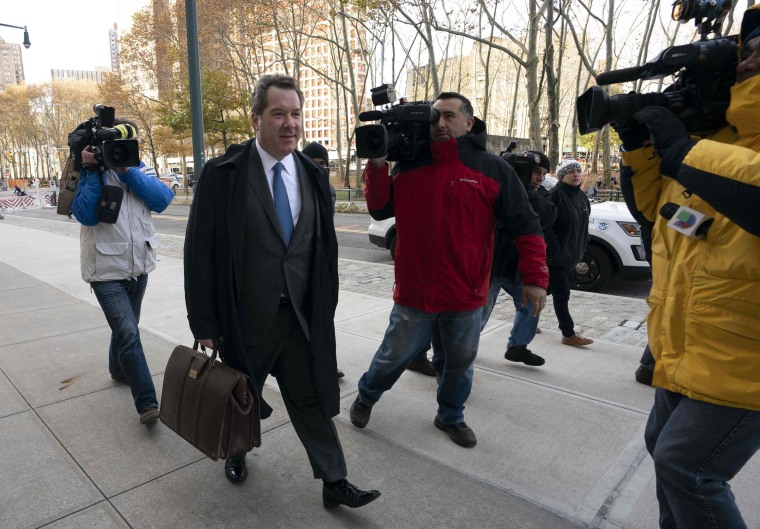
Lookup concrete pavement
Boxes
[1,214,759,529]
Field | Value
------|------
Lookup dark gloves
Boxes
[633,106,688,156]
[612,121,650,151]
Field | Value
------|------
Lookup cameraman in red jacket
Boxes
[350,92,548,448]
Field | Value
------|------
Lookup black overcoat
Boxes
[184,138,340,419]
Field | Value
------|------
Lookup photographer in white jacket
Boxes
[71,119,173,425]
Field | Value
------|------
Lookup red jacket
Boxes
[365,135,548,312]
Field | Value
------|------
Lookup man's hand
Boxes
[521,285,547,317]
[367,156,388,168]
[612,121,650,151]
[198,338,214,349]
[81,147,98,167]
[633,106,688,156]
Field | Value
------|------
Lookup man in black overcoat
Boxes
[184,73,379,509]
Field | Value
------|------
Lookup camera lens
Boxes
[355,124,389,158]
[364,129,386,151]
[110,143,129,165]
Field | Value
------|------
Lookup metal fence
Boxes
[335,188,366,201]
[593,189,625,202]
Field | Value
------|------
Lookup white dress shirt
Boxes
[255,140,302,226]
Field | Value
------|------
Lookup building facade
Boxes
[109,23,120,72]
[0,37,25,90]
[50,69,106,83]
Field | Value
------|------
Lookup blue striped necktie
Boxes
[272,161,294,245]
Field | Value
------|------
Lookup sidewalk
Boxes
[1,220,758,529]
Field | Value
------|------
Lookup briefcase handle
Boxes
[193,338,222,366]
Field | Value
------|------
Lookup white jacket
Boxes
[73,165,173,283]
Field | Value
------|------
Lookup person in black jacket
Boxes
[185,73,379,508]
[548,159,593,346]
[481,150,557,366]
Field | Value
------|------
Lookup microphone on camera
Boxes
[96,124,137,141]
[596,66,643,86]
[660,202,713,238]
[358,110,383,122]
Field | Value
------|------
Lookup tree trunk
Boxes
[544,1,559,167]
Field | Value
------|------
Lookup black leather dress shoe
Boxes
[224,454,248,484]
[323,479,381,508]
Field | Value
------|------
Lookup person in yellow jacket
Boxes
[618,7,760,528]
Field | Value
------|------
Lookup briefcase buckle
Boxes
[189,369,198,379]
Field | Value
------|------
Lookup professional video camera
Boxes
[68,104,140,171]
[500,142,538,189]
[355,84,441,161]
[577,0,738,136]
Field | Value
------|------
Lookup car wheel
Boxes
[567,244,612,291]
[389,233,397,261]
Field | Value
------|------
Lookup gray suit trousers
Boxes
[243,301,347,482]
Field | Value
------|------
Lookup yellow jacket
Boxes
[622,72,760,411]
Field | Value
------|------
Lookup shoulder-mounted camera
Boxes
[68,104,140,171]
[500,143,540,189]
[577,0,737,136]
[355,84,441,161]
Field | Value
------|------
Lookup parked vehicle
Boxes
[367,200,650,292]
[569,201,650,291]
[159,174,182,191]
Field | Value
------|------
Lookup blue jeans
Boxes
[481,275,540,347]
[645,388,760,529]
[91,275,158,414]
[358,304,481,424]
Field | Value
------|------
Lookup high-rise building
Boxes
[0,36,25,90]
[109,23,120,71]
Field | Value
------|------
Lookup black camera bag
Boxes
[96,174,123,224]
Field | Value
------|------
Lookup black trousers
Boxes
[242,302,347,482]
[549,265,575,337]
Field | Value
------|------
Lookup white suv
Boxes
[570,201,650,291]
[367,200,650,292]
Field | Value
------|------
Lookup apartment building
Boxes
[0,37,25,90]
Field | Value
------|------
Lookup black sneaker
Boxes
[635,364,654,386]
[505,345,545,366]
[350,397,372,428]
[434,417,477,447]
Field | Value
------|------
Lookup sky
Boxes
[0,0,151,85]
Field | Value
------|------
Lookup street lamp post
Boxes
[0,23,31,48]
[184,0,205,175]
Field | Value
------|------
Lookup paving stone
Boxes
[0,411,103,528]
[0,368,28,418]
[43,502,130,529]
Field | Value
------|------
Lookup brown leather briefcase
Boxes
[159,340,261,461]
